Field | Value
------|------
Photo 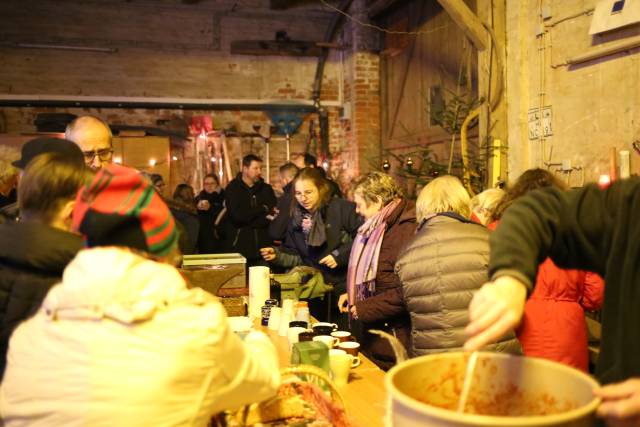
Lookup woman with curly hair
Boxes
[491,168,604,371]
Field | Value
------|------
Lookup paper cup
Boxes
[267,306,281,331]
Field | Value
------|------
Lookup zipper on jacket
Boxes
[232,229,241,247]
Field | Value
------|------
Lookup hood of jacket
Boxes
[232,173,266,193]
[43,247,213,325]
[0,222,82,275]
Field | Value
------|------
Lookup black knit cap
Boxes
[12,137,84,169]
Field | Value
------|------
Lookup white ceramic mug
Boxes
[287,326,307,350]
[330,330,352,343]
[338,340,360,357]
[329,349,360,368]
[330,353,353,386]
[313,335,339,348]
[312,322,338,329]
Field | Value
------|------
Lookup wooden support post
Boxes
[477,0,509,186]
[436,0,489,51]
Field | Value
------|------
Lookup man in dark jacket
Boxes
[224,154,277,266]
[269,162,299,241]
[464,179,640,427]
[0,143,89,378]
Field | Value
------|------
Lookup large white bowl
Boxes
[386,352,601,427]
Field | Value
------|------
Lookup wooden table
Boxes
[258,323,387,427]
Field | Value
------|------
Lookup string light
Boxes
[598,174,611,188]
[149,158,156,167]
[113,156,122,164]
[172,156,178,161]
[211,156,216,162]
[319,0,450,35]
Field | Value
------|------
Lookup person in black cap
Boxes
[0,150,91,378]
[1,137,86,222]
[11,137,85,170]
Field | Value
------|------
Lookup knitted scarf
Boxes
[346,199,402,306]
[292,205,327,247]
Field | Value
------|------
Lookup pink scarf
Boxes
[346,199,402,306]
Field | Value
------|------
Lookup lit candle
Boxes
[113,156,122,164]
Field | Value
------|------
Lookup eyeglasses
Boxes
[83,148,114,163]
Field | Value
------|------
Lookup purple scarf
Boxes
[346,199,402,306]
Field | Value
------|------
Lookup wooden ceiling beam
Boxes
[230,40,323,57]
[436,0,488,51]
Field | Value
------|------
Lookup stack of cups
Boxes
[295,301,310,325]
[268,307,282,331]
[279,299,295,336]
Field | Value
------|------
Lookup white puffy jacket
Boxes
[0,247,280,426]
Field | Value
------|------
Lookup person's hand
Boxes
[350,304,358,319]
[338,293,349,313]
[260,247,276,262]
[319,254,337,269]
[464,275,527,351]
[595,378,640,427]
[197,199,210,211]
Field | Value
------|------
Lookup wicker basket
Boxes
[213,365,346,427]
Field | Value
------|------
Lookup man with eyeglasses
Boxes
[65,116,114,170]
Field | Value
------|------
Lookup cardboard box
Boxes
[180,253,246,296]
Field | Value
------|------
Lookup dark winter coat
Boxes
[0,221,82,378]
[354,199,416,368]
[224,175,277,264]
[195,189,225,253]
[268,181,293,242]
[490,179,640,384]
[167,200,199,255]
[276,197,362,294]
[396,213,521,357]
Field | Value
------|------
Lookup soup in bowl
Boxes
[386,352,600,427]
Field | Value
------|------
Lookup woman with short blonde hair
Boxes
[396,174,520,357]
[416,175,471,221]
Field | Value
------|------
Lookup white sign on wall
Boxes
[590,0,640,35]
[528,106,553,140]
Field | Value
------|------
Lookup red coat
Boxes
[517,258,604,371]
